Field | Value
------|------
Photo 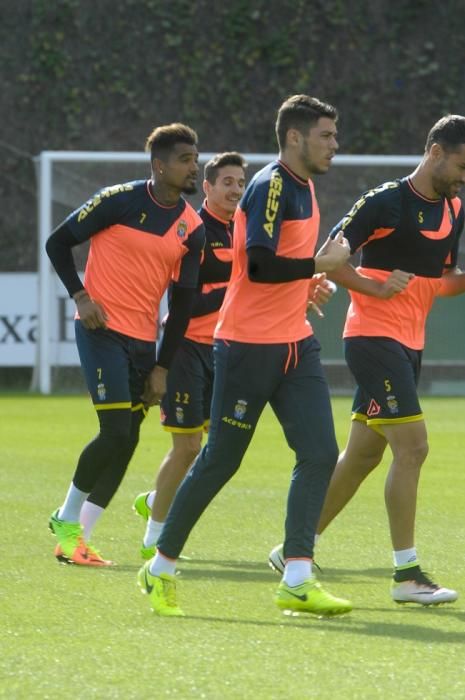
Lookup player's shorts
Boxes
[344,336,423,427]
[75,320,156,411]
[160,338,214,433]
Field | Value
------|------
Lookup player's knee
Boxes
[174,436,201,465]
[395,439,429,469]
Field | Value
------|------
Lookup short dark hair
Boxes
[425,115,465,152]
[275,95,338,149]
[204,151,248,184]
[145,123,198,161]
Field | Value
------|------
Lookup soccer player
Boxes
[137,94,353,617]
[270,114,465,606]
[46,123,205,566]
[133,152,247,559]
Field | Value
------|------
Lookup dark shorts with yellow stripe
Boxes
[344,336,423,427]
[75,320,156,412]
[160,338,213,433]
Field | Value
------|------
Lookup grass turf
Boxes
[1,395,464,699]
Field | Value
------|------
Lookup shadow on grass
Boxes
[104,561,397,583]
[180,607,465,643]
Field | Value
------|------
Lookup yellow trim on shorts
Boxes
[95,402,132,411]
[162,425,205,434]
[131,402,148,416]
[351,411,424,436]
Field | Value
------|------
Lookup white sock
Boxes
[80,501,105,540]
[58,484,90,522]
[393,547,418,568]
[149,550,176,577]
[147,490,156,509]
[283,559,312,587]
[143,518,165,548]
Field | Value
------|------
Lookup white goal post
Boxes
[35,151,425,395]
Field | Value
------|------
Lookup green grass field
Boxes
[1,395,464,699]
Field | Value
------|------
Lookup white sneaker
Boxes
[391,569,458,605]
[268,544,285,574]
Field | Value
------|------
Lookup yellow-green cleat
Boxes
[137,562,185,617]
[140,544,156,560]
[275,578,352,617]
[132,492,151,521]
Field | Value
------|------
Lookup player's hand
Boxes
[307,273,337,317]
[378,269,414,298]
[315,231,351,272]
[74,293,108,329]
[142,365,168,407]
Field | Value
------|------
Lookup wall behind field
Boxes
[2,0,465,271]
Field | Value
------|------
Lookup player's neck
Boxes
[205,200,234,222]
[149,179,182,207]
[278,153,311,182]
[409,163,442,200]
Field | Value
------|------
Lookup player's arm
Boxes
[246,170,349,283]
[190,287,227,317]
[143,223,205,407]
[437,268,465,296]
[327,186,413,298]
[248,235,350,282]
[45,221,108,329]
[436,208,465,297]
[328,264,413,298]
[198,246,233,284]
[156,222,205,370]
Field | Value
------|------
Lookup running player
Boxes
[270,114,465,606]
[137,95,352,617]
[46,123,205,566]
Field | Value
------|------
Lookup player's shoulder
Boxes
[98,179,146,200]
[349,179,401,215]
[361,179,401,204]
[182,198,203,227]
[450,194,464,219]
[241,160,289,209]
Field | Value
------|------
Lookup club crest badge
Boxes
[177,220,188,238]
[234,399,248,420]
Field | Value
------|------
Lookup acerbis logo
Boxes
[263,171,283,238]
[221,416,252,430]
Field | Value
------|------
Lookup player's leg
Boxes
[382,419,428,552]
[344,337,457,603]
[81,406,146,539]
[135,340,209,557]
[49,323,133,564]
[383,418,456,604]
[317,417,387,535]
[155,340,270,560]
[270,336,352,616]
[78,334,155,540]
[50,324,155,564]
[138,432,203,559]
[140,340,274,614]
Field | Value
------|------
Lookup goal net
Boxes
[34,152,465,395]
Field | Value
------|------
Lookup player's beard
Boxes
[182,183,198,195]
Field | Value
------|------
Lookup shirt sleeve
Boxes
[65,185,131,242]
[330,186,398,254]
[172,222,206,288]
[244,170,286,253]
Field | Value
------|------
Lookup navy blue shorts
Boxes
[344,336,423,426]
[75,320,156,411]
[160,338,214,433]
